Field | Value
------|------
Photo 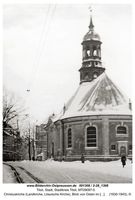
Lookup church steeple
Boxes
[79,8,105,84]
[89,16,94,31]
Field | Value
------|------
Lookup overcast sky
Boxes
[3,4,132,123]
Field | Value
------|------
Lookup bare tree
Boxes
[3,95,18,125]
[3,88,25,128]
[3,88,29,161]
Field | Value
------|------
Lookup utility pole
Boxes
[32,126,35,160]
[26,89,31,161]
[16,119,19,160]
[25,114,31,161]
[28,124,31,161]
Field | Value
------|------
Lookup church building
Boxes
[46,11,132,161]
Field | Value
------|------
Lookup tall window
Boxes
[117,126,127,135]
[67,128,72,148]
[86,126,97,147]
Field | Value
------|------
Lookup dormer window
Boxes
[93,72,98,79]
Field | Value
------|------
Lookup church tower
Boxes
[46,7,132,163]
[79,10,105,83]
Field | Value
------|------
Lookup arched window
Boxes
[67,128,72,148]
[117,126,127,134]
[93,50,97,56]
[86,126,97,147]
[86,49,90,57]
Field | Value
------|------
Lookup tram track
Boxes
[4,163,43,183]
[18,166,44,183]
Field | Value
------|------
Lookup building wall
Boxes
[3,133,15,161]
[3,128,22,161]
[48,115,132,161]
[64,119,103,156]
[35,125,47,160]
[109,118,132,156]
[47,123,61,158]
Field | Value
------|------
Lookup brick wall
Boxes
[48,115,132,161]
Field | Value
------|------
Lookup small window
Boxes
[85,73,89,80]
[93,72,98,79]
[67,128,72,148]
[111,145,116,150]
[129,145,132,151]
[117,126,127,135]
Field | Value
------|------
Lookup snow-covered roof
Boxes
[53,73,131,122]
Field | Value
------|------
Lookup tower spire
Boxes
[79,6,105,84]
[88,6,94,30]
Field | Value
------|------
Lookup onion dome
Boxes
[83,16,101,42]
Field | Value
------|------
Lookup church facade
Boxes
[46,13,132,161]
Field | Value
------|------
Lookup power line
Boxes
[27,4,57,92]
[26,5,51,91]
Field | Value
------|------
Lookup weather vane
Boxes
[88,5,92,14]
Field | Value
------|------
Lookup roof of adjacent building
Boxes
[53,73,131,122]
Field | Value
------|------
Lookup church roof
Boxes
[54,73,131,122]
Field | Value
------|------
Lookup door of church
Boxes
[120,146,126,155]
[118,141,128,156]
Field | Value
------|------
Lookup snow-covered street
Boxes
[3,159,132,183]
[3,164,18,183]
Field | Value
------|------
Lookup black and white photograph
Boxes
[1,0,134,199]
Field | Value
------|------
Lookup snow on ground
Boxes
[20,159,132,179]
[3,164,17,183]
[7,159,132,183]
